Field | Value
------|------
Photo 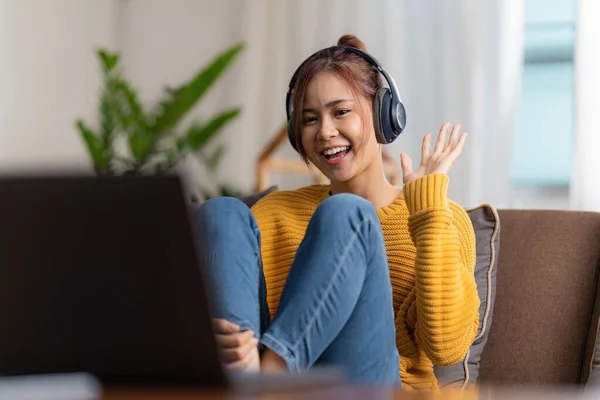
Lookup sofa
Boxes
[477,209,600,388]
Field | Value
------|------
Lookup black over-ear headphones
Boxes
[285,46,406,152]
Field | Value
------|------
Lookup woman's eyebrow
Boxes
[302,99,354,113]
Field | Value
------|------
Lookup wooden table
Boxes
[100,384,600,400]
[102,386,403,400]
[2,374,598,399]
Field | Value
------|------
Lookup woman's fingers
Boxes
[446,131,468,157]
[434,122,451,153]
[400,153,413,177]
[224,344,259,370]
[443,132,469,167]
[447,124,461,151]
[454,133,468,155]
[212,318,240,334]
[421,133,431,164]
[219,336,259,363]
[403,122,468,180]
[216,329,255,349]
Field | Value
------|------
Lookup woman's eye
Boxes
[335,109,351,116]
[303,116,317,124]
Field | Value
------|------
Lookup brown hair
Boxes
[291,34,382,161]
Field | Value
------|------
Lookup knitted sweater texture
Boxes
[250,173,480,391]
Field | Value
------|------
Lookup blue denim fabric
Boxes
[194,194,400,387]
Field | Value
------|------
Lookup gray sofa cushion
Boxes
[239,186,278,207]
[434,204,501,389]
[588,326,600,387]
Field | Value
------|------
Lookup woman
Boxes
[195,34,480,391]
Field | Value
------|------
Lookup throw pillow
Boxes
[239,185,278,207]
[188,186,278,215]
[434,204,501,389]
[586,307,600,387]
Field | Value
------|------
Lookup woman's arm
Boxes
[402,173,479,366]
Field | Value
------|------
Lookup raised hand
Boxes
[399,122,467,184]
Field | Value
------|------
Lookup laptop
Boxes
[0,174,342,395]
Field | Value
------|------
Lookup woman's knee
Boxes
[314,193,377,221]
[312,193,386,269]
[194,196,257,233]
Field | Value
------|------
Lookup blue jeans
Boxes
[194,194,401,387]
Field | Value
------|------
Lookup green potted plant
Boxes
[75,42,245,185]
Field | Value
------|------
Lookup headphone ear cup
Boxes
[287,119,297,152]
[373,88,392,144]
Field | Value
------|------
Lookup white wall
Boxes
[117,0,260,193]
[0,0,119,173]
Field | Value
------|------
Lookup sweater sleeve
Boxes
[402,173,480,366]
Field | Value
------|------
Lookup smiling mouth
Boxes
[321,146,352,161]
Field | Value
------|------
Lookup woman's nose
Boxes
[317,118,338,141]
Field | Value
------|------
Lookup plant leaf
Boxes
[76,119,109,171]
[218,183,242,198]
[155,146,183,174]
[99,85,118,148]
[111,77,153,162]
[151,42,245,136]
[97,51,123,151]
[98,49,120,73]
[128,133,152,162]
[113,77,146,134]
[184,107,241,150]
[97,47,152,164]
[201,144,226,173]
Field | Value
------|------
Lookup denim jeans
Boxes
[194,193,401,387]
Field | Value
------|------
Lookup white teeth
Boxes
[324,146,349,156]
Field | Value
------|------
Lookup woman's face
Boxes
[300,71,380,184]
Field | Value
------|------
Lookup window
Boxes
[510,0,576,187]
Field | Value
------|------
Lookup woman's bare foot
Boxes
[260,348,288,373]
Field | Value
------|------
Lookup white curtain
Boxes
[222,0,524,208]
[570,0,600,212]
[114,0,525,208]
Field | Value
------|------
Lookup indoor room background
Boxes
[1,0,597,211]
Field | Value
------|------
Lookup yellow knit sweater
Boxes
[250,173,480,391]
